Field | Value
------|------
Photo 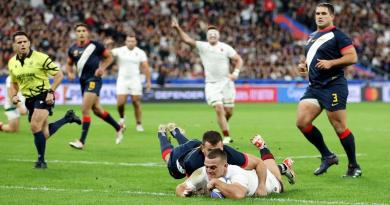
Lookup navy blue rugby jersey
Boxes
[68,40,109,81]
[305,26,354,87]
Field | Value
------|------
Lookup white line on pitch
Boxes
[0,185,387,205]
[7,159,165,167]
[276,153,366,160]
[7,153,366,167]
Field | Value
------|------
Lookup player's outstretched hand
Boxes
[171,17,179,28]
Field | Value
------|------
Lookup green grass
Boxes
[0,103,389,204]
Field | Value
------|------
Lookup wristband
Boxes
[232,69,240,78]
[48,89,55,94]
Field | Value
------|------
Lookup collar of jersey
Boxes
[318,25,336,33]
[16,49,33,61]
[76,40,91,47]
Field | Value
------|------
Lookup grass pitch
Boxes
[0,103,389,205]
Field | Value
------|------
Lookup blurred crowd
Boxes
[0,0,389,81]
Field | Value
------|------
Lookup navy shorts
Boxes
[301,83,348,112]
[167,140,202,179]
[25,92,54,122]
[80,77,102,96]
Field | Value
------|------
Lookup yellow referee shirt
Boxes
[8,50,59,98]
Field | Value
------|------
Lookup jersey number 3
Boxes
[331,93,338,106]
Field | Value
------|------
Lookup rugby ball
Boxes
[210,188,224,198]
[210,177,230,198]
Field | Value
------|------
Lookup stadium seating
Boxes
[0,0,389,80]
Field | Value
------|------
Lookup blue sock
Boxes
[33,131,46,162]
[98,111,121,131]
[48,117,69,136]
[158,132,173,159]
[171,128,188,145]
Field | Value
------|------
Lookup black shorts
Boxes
[167,140,202,179]
[301,83,348,112]
[80,77,102,96]
[25,92,54,122]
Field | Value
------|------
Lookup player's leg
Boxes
[297,98,338,175]
[43,109,81,139]
[224,107,233,121]
[213,104,231,143]
[157,124,173,163]
[30,108,49,168]
[0,110,20,132]
[222,80,235,122]
[251,135,296,184]
[131,95,144,132]
[92,97,123,144]
[326,109,361,177]
[70,92,96,148]
[167,122,189,145]
[116,94,128,127]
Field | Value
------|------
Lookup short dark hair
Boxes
[207,149,227,162]
[317,2,335,15]
[202,131,222,145]
[12,31,30,42]
[126,32,136,39]
[74,23,89,31]
[207,25,219,31]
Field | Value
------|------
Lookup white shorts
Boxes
[116,78,142,96]
[5,109,20,121]
[265,169,283,194]
[205,80,235,107]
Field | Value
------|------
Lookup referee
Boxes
[8,31,81,169]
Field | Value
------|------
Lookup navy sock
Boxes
[171,128,188,145]
[339,129,358,167]
[158,132,173,160]
[80,116,91,144]
[259,146,275,161]
[33,131,46,162]
[99,111,120,131]
[301,125,332,157]
[48,117,69,136]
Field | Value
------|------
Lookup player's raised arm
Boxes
[171,17,196,47]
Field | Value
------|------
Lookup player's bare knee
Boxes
[30,122,42,133]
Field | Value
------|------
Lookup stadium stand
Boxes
[0,0,389,80]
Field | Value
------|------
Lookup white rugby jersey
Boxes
[195,41,237,83]
[111,46,147,79]
[186,165,258,196]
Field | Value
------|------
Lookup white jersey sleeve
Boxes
[225,165,258,196]
[225,44,237,58]
[185,167,208,191]
[139,49,147,62]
